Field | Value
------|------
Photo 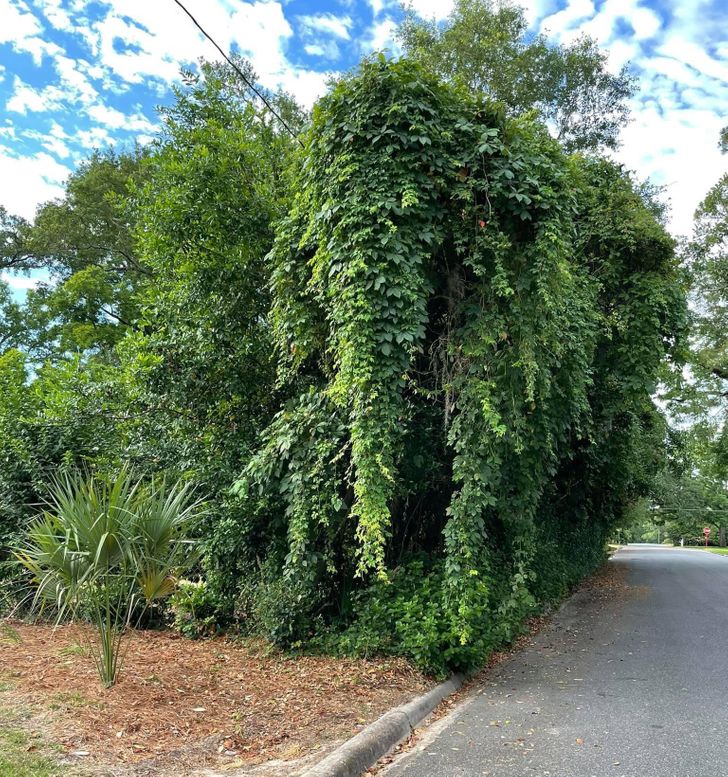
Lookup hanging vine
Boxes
[239,57,687,670]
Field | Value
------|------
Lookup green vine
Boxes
[240,57,687,666]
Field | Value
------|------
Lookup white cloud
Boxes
[6,77,65,114]
[541,0,595,36]
[5,58,98,115]
[0,148,70,219]
[367,0,387,15]
[82,0,310,96]
[604,39,638,72]
[41,136,71,159]
[53,55,99,105]
[85,104,156,133]
[541,0,661,45]
[0,0,62,63]
[0,271,42,290]
[38,0,75,32]
[277,68,331,109]
[298,13,352,40]
[304,41,341,59]
[48,121,67,140]
[402,0,454,21]
[518,0,559,27]
[75,126,114,150]
[658,38,728,83]
[630,7,662,39]
[617,106,726,236]
[363,18,400,54]
[531,0,728,239]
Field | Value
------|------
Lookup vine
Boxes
[239,57,686,667]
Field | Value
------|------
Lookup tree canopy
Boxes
[398,0,635,152]
[0,42,698,675]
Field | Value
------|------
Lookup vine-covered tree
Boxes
[235,58,686,672]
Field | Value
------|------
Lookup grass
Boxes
[0,623,21,645]
[0,723,66,777]
[0,682,72,777]
[48,691,90,711]
[694,546,728,555]
[58,643,89,658]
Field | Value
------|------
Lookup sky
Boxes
[1,0,727,299]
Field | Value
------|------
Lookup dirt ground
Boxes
[0,623,429,776]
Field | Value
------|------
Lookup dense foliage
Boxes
[1,41,691,674]
[236,57,686,672]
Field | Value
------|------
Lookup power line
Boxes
[171,0,303,147]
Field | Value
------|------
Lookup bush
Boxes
[324,557,498,677]
[15,468,204,687]
[242,568,326,649]
[170,579,221,638]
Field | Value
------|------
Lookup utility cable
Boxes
[171,0,304,147]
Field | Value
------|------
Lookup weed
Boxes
[0,624,21,645]
[58,643,89,658]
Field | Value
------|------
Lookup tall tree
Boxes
[0,149,149,359]
[0,281,24,353]
[120,60,302,597]
[397,0,635,151]
[674,128,728,477]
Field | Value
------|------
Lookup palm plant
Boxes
[15,468,203,687]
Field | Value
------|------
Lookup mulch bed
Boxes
[0,622,429,773]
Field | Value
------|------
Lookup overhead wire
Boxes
[171,0,304,147]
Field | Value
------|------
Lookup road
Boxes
[384,545,728,777]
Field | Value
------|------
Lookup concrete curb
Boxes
[297,673,464,777]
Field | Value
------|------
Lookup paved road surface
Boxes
[385,545,728,777]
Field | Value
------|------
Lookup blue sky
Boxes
[1,0,727,302]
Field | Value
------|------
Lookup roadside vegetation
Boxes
[0,0,726,772]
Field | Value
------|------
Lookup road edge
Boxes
[294,554,624,777]
[296,673,464,777]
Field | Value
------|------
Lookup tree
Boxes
[673,127,728,480]
[237,58,685,672]
[118,60,302,602]
[397,0,635,151]
[0,149,150,360]
[0,281,24,352]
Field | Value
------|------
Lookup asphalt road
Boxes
[384,545,728,777]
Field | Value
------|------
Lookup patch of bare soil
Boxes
[0,623,429,775]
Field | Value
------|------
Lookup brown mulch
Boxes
[0,623,429,773]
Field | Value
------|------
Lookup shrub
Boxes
[245,568,326,649]
[15,468,204,687]
[169,579,221,638]
[327,557,495,677]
